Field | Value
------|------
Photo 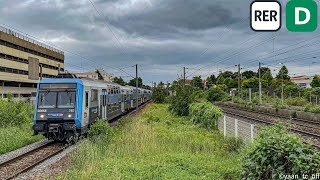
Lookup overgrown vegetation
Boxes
[285,97,308,107]
[61,104,242,179]
[205,87,230,103]
[168,87,192,116]
[0,95,43,154]
[189,102,222,130]
[242,125,320,179]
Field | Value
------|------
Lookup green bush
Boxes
[89,119,113,142]
[0,98,34,127]
[152,87,168,103]
[168,87,192,116]
[242,125,320,179]
[189,102,222,130]
[272,98,288,110]
[206,87,230,103]
[234,97,246,104]
[285,97,308,107]
[304,103,320,113]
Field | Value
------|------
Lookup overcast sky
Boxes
[1,0,320,85]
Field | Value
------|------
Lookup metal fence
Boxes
[218,115,259,143]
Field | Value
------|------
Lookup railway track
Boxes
[219,105,320,149]
[0,141,67,180]
[0,102,150,180]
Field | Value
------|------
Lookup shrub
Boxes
[206,87,231,103]
[152,87,168,103]
[242,125,320,179]
[0,99,34,127]
[285,97,308,107]
[88,119,113,142]
[168,87,192,116]
[304,103,320,113]
[234,97,246,104]
[272,98,288,110]
[189,102,222,130]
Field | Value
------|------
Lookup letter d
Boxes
[295,7,311,25]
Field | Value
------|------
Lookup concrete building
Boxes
[72,72,99,80]
[96,68,114,82]
[0,26,64,99]
[291,76,314,88]
[72,69,114,82]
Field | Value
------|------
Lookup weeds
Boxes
[61,104,242,179]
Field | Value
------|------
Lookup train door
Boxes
[101,89,107,120]
[121,89,125,113]
[83,88,90,127]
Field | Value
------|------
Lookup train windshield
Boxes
[57,91,76,108]
[38,91,76,109]
[38,91,57,108]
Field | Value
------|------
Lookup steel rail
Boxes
[222,109,320,149]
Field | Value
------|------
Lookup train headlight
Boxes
[40,114,45,119]
[68,114,72,118]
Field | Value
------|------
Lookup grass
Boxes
[0,98,44,155]
[0,126,43,155]
[60,104,242,179]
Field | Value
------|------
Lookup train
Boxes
[32,78,152,141]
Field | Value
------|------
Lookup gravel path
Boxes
[0,139,50,165]
[15,140,85,180]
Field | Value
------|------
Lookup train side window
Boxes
[85,92,89,108]
[91,89,98,102]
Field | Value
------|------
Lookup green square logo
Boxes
[286,0,318,32]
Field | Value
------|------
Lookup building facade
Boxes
[0,26,64,99]
[291,76,313,88]
[72,72,99,80]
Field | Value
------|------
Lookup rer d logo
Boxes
[250,0,318,32]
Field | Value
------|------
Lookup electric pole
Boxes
[259,62,262,104]
[135,64,138,111]
[237,64,241,96]
[183,67,186,88]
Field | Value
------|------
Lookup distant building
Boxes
[291,76,314,88]
[96,68,114,82]
[0,26,64,99]
[71,69,114,82]
[72,72,99,80]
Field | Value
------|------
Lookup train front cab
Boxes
[33,79,83,141]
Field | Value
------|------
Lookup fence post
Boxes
[251,124,254,143]
[223,115,226,138]
[249,88,252,102]
[235,119,238,139]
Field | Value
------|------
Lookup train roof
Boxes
[39,78,151,91]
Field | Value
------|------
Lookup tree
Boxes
[216,75,225,85]
[191,76,203,89]
[311,76,320,88]
[276,65,290,81]
[261,68,273,87]
[259,67,270,77]
[242,77,259,88]
[128,77,143,87]
[242,70,257,79]
[224,77,237,88]
[206,74,216,88]
[113,77,126,86]
[152,87,168,103]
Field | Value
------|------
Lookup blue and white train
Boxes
[32,78,152,141]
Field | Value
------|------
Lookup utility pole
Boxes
[237,64,241,97]
[259,62,262,104]
[135,64,138,111]
[183,67,186,88]
[282,72,284,104]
